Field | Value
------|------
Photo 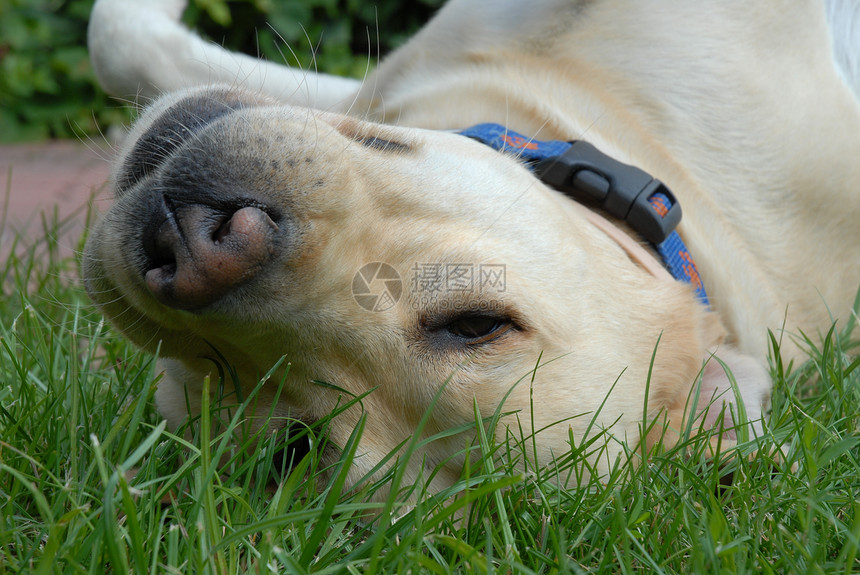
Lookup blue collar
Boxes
[459,123,708,305]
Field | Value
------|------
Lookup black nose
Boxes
[117,90,255,195]
[143,194,279,310]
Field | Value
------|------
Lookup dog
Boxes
[83,0,860,492]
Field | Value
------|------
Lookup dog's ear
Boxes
[694,347,772,440]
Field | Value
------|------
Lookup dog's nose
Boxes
[143,196,279,310]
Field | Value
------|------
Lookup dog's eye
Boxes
[444,314,512,344]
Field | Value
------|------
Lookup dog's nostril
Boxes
[152,238,178,273]
[212,215,234,244]
[142,199,280,310]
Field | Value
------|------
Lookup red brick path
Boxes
[1,140,113,261]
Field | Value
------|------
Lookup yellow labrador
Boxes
[84,0,860,490]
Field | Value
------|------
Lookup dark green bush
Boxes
[0,0,443,143]
[0,0,124,141]
[185,0,443,78]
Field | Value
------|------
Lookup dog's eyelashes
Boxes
[357,136,411,153]
[328,116,413,152]
[442,314,513,345]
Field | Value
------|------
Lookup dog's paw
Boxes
[696,347,772,441]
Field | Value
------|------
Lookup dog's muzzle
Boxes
[117,90,285,310]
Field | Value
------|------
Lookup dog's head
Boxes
[83,87,770,489]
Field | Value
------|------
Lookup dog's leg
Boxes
[88,0,361,109]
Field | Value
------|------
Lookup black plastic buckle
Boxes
[533,141,681,244]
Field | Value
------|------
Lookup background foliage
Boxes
[0,0,443,143]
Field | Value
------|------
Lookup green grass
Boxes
[1,211,859,574]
